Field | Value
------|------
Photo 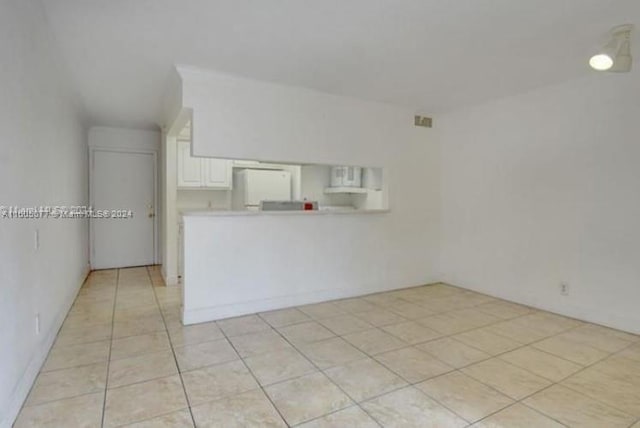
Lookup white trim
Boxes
[184,273,640,335]
[441,277,640,335]
[89,146,159,268]
[1,267,90,428]
[88,127,160,151]
[518,290,640,335]
[161,111,190,289]
[161,268,178,287]
[182,278,439,325]
[166,108,191,138]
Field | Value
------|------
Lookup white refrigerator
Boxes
[232,169,292,210]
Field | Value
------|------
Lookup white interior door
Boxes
[91,150,155,269]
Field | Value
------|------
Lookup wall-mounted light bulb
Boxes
[589,53,614,71]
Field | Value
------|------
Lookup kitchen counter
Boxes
[181,208,390,217]
[180,206,403,325]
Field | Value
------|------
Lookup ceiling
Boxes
[41,0,640,129]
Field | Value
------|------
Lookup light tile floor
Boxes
[14,266,640,427]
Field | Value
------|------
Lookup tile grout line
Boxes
[469,334,640,426]
[262,298,573,425]
[217,321,293,427]
[46,294,551,391]
[543,338,640,416]
[100,268,119,428]
[349,307,575,376]
[358,332,561,425]
[14,273,116,419]
[406,305,602,371]
[468,389,569,427]
[18,276,640,426]
[286,404,379,428]
[257,318,384,428]
[103,372,184,394]
[368,316,584,426]
[90,284,640,425]
[146,266,198,428]
[257,311,438,427]
[159,288,633,423]
[269,294,639,426]
[348,330,509,426]
[421,320,638,423]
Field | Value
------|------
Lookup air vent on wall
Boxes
[414,115,433,128]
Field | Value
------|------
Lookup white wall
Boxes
[174,67,440,323]
[180,66,405,166]
[0,1,89,426]
[437,72,640,334]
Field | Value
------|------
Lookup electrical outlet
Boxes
[560,282,569,296]
[35,313,40,335]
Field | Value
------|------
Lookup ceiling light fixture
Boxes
[589,24,634,72]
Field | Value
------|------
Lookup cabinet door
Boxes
[177,141,203,188]
[203,158,232,189]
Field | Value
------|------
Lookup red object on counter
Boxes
[303,202,314,211]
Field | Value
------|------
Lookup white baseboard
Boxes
[160,267,178,287]
[183,278,439,325]
[442,277,640,335]
[516,289,640,335]
[0,266,90,428]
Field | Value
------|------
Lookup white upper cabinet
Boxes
[177,141,203,188]
[203,158,232,188]
[177,141,231,189]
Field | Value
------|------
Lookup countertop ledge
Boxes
[181,209,390,217]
